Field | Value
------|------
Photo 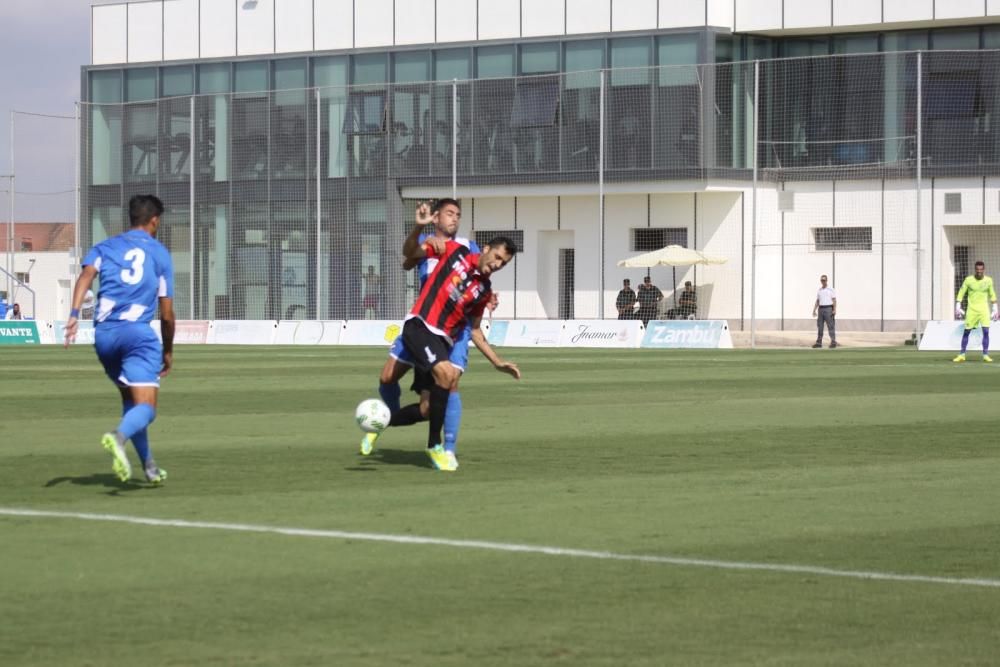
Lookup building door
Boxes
[558,248,574,319]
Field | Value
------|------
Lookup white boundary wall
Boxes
[34,319,731,349]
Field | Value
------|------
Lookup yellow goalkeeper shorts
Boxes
[965,308,991,330]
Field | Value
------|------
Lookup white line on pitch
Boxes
[2,507,999,590]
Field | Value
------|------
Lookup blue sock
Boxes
[379,382,401,413]
[443,391,462,453]
[117,403,156,443]
[121,401,151,463]
[983,328,991,354]
[961,329,971,353]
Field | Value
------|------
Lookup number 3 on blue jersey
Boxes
[121,248,146,285]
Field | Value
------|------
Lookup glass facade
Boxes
[82,28,1000,320]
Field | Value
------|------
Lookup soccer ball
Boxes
[355,399,391,433]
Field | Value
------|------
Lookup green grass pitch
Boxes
[2,345,1000,666]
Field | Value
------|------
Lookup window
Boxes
[520,43,559,75]
[90,70,122,103]
[125,68,157,102]
[474,230,524,252]
[813,227,872,251]
[631,228,688,251]
[274,59,307,91]
[394,51,430,83]
[434,49,471,81]
[510,79,559,128]
[234,62,268,93]
[477,45,515,78]
[945,193,962,214]
[343,91,387,134]
[161,66,193,97]
[352,53,387,85]
[199,63,231,94]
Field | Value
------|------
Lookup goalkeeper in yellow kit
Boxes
[954,260,999,362]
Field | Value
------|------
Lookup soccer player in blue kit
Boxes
[64,195,175,484]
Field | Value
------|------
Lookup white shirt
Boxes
[816,286,836,306]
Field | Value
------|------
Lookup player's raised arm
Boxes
[470,315,521,380]
[402,201,436,267]
[64,264,98,348]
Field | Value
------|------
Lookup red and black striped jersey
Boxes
[406,240,493,341]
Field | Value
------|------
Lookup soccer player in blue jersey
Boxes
[361,199,490,470]
[64,195,175,484]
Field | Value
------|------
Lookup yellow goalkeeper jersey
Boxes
[957,275,997,312]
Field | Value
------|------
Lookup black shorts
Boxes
[401,318,453,374]
[410,369,434,395]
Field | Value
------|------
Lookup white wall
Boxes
[92,4,127,65]
[833,0,882,28]
[436,0,478,42]
[522,0,565,38]
[883,0,933,23]
[566,0,611,35]
[238,0,275,56]
[275,0,314,53]
[200,0,236,59]
[315,0,353,51]
[784,1,831,29]
[659,0,706,30]
[735,0,782,32]
[8,253,75,322]
[612,0,657,32]
[93,0,1000,65]
[478,0,521,41]
[127,1,163,63]
[354,0,393,48]
[163,0,200,60]
[395,0,436,46]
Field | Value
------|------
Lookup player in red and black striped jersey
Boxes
[397,234,520,470]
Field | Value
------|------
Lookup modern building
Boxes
[83,0,1000,331]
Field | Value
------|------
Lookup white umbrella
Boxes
[616,245,728,269]
[616,245,728,311]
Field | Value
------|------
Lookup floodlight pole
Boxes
[7,110,14,305]
[316,87,322,319]
[599,69,606,319]
[452,79,458,199]
[189,96,196,319]
[750,60,759,349]
[915,52,923,346]
[74,102,81,278]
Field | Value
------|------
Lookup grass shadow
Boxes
[44,473,151,495]
[346,448,434,471]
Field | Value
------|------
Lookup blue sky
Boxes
[0,0,90,222]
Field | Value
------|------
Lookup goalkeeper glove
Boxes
[955,302,965,319]
[993,303,999,321]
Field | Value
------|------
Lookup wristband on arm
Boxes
[69,308,80,318]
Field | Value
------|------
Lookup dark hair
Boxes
[976,260,986,268]
[684,281,692,287]
[433,198,461,213]
[129,194,165,227]
[623,279,630,284]
[486,236,518,256]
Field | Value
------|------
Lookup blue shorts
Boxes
[94,323,163,388]
[390,324,472,371]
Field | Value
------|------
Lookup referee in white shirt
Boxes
[812,274,838,348]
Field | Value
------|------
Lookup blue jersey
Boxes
[418,233,479,289]
[83,229,174,326]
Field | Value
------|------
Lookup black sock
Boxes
[390,403,425,427]
[427,384,450,448]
